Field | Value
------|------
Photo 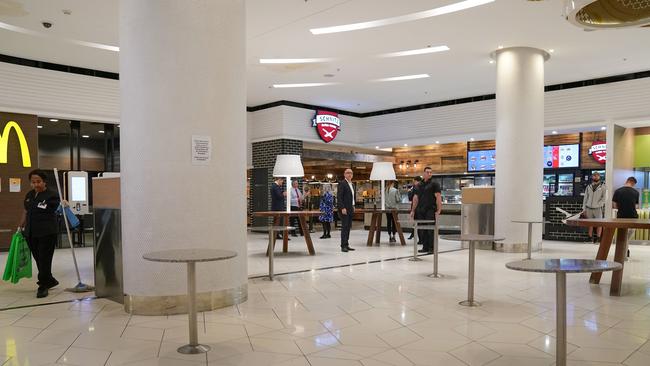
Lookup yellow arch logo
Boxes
[0,121,32,167]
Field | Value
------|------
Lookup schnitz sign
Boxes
[312,110,340,143]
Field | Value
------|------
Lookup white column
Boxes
[494,47,549,252]
[120,0,247,314]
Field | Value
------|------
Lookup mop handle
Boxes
[53,168,83,284]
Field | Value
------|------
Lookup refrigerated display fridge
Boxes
[543,174,556,198]
[557,173,574,196]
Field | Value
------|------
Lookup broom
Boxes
[53,168,94,293]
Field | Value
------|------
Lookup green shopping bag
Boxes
[2,231,32,284]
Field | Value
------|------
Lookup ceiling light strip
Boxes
[260,58,333,64]
[272,82,338,88]
[310,0,495,35]
[0,21,119,52]
[374,74,430,82]
[379,45,449,58]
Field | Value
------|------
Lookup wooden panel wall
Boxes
[392,142,467,176]
[0,112,38,251]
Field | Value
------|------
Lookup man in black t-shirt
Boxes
[613,177,639,219]
[612,177,639,259]
[410,167,442,253]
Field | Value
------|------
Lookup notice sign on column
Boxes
[191,135,211,165]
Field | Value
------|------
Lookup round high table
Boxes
[506,259,621,366]
[143,249,237,354]
[512,220,544,259]
[249,226,295,280]
[401,219,437,261]
[441,234,505,307]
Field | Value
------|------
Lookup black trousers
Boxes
[321,222,331,236]
[289,207,303,235]
[417,209,436,251]
[27,234,57,287]
[340,211,353,248]
[385,212,397,236]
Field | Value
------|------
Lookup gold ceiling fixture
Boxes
[565,0,650,29]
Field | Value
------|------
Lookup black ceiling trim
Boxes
[2,53,649,117]
[246,100,363,117]
[0,53,119,80]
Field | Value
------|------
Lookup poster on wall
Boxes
[9,178,20,193]
[543,144,580,168]
[191,135,212,165]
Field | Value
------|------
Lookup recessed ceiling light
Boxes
[379,45,449,58]
[552,130,558,134]
[82,135,90,138]
[49,119,58,122]
[259,58,333,64]
[549,49,555,53]
[435,141,440,144]
[489,60,495,64]
[375,146,379,149]
[497,45,504,49]
[601,126,607,130]
[310,0,495,34]
[272,82,337,88]
[403,144,408,147]
[374,74,430,82]
[37,125,43,129]
[98,130,105,134]
[470,137,475,141]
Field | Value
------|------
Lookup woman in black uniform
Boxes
[19,170,61,298]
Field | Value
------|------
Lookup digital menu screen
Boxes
[467,149,496,172]
[543,144,579,168]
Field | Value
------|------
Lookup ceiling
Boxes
[0,0,649,113]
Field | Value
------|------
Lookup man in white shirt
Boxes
[290,180,304,236]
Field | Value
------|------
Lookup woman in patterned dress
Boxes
[319,184,334,239]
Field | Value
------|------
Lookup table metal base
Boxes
[459,300,481,307]
[427,273,446,279]
[178,344,211,354]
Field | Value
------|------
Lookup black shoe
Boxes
[291,234,298,237]
[325,235,331,238]
[418,249,430,253]
[341,247,349,252]
[407,235,414,240]
[320,235,327,239]
[347,246,355,251]
[46,279,59,289]
[36,287,48,298]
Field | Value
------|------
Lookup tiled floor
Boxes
[0,239,649,365]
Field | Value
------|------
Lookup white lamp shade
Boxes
[370,162,396,180]
[273,154,304,177]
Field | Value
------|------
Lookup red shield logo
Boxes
[588,141,607,164]
[312,110,340,143]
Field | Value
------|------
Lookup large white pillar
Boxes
[494,47,549,252]
[119,0,247,314]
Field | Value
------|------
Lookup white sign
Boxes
[191,135,212,165]
[9,178,20,193]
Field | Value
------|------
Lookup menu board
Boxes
[543,144,579,168]
[467,149,496,172]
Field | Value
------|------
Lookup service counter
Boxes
[363,202,461,234]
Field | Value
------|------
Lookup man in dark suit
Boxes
[337,168,356,252]
[270,177,287,239]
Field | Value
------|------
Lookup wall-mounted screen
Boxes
[543,144,580,168]
[467,149,496,172]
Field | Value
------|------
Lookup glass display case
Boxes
[557,173,574,196]
[543,173,556,198]
[474,176,493,186]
